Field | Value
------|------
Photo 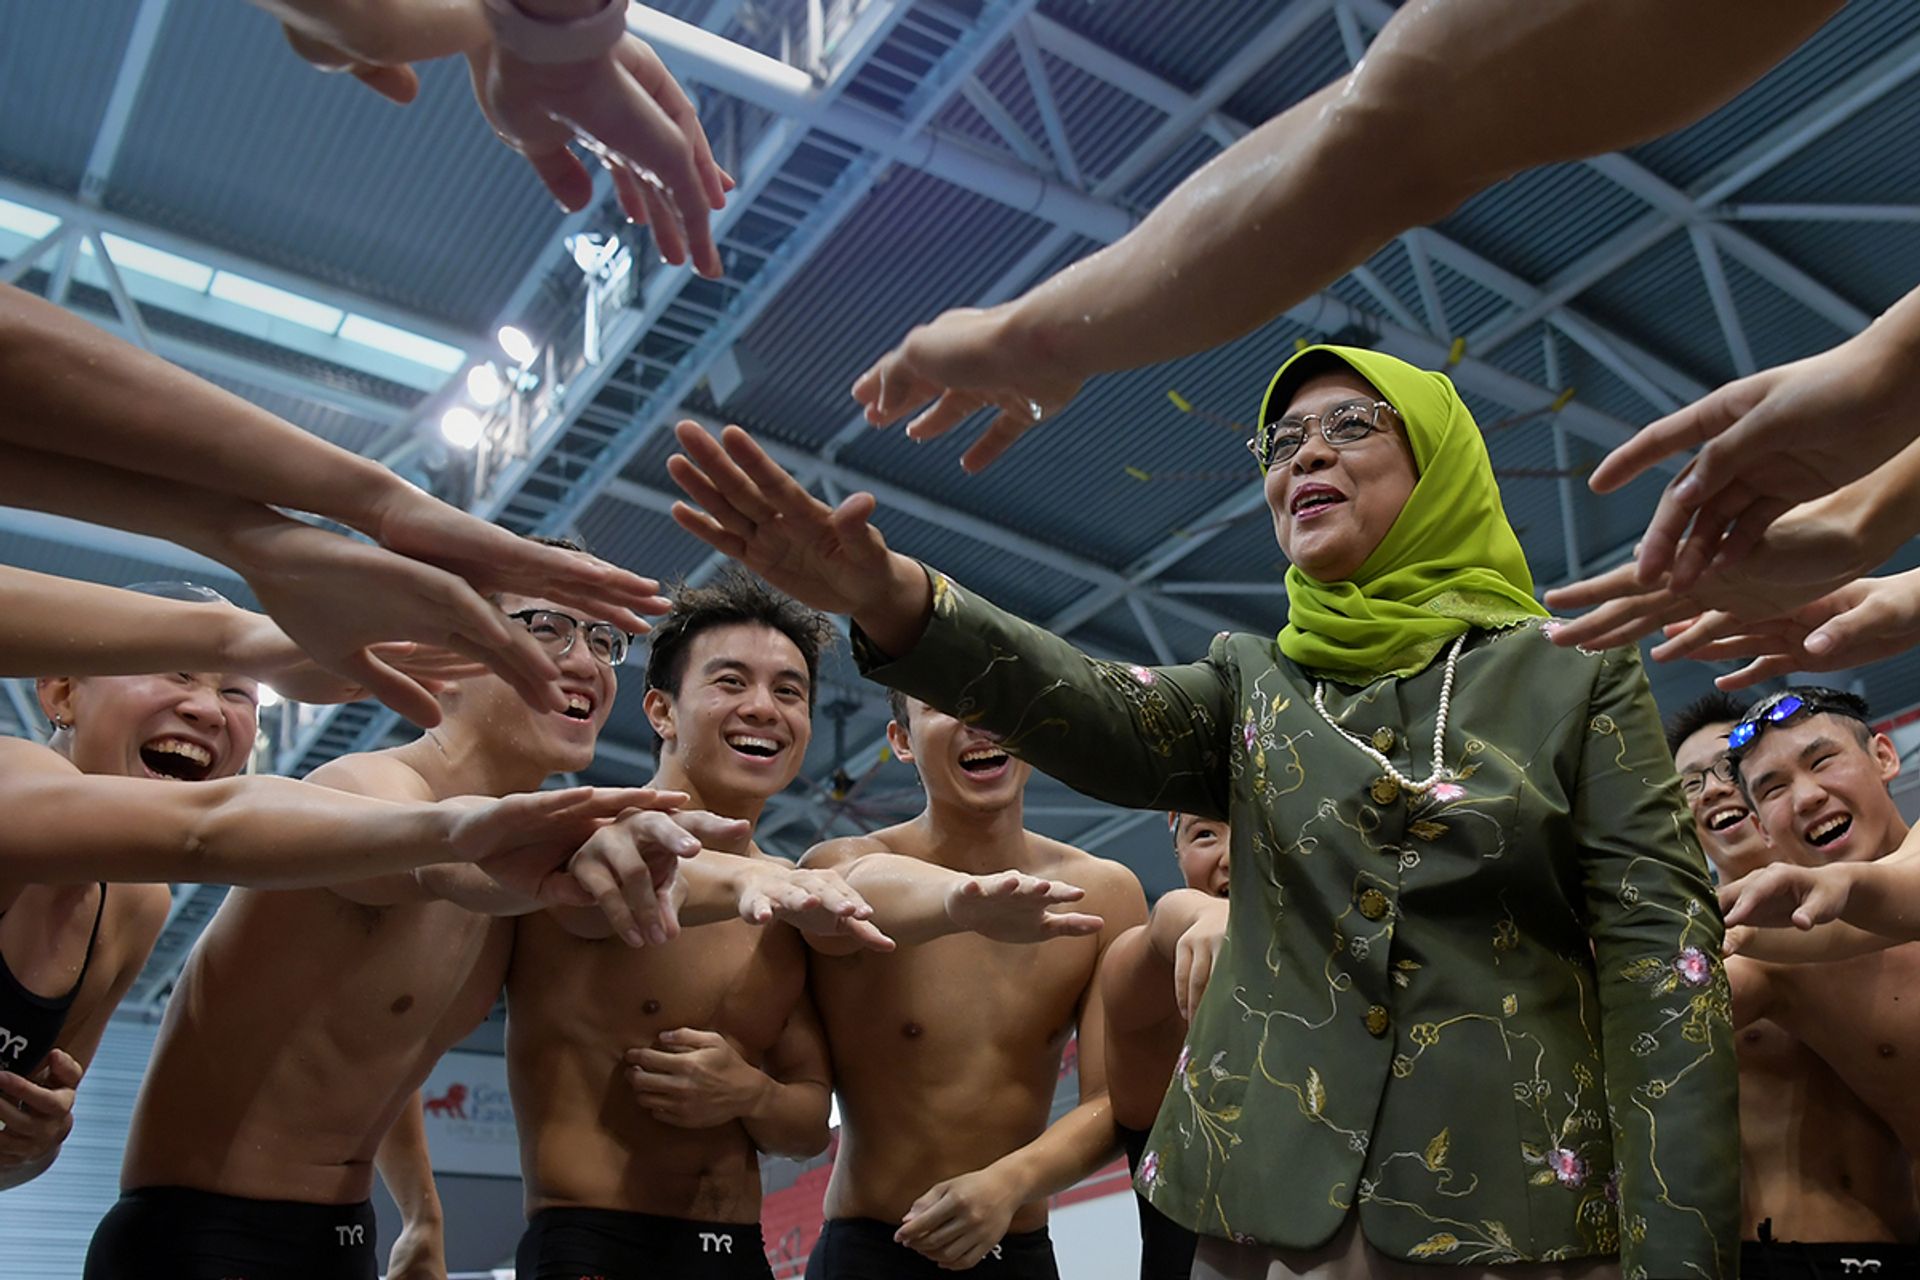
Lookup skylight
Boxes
[0,197,59,239]
[98,233,214,291]
[339,314,466,372]
[209,271,345,332]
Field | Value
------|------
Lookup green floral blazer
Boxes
[858,571,1738,1280]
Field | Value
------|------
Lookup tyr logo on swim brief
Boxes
[1839,1262,1882,1276]
[698,1231,734,1254]
[988,1245,1004,1262]
[334,1225,366,1247]
[0,1028,26,1062]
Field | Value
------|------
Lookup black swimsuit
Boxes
[0,883,107,1076]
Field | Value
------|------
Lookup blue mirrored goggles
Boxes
[1726,688,1863,755]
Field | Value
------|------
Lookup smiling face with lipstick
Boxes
[1259,368,1420,584]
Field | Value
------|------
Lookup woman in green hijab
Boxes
[666,346,1738,1280]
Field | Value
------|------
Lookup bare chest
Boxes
[511,916,806,1059]
[815,932,1092,1062]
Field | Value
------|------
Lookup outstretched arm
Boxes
[668,421,1238,818]
[0,564,484,705]
[799,843,1102,953]
[1722,838,1920,944]
[0,737,661,891]
[850,0,1841,470]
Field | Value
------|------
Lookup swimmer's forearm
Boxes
[1732,918,1892,964]
[374,1092,446,1234]
[671,854,787,928]
[0,285,410,534]
[741,1077,832,1160]
[833,854,970,945]
[0,566,258,678]
[984,1098,1119,1207]
[1144,890,1218,962]
[251,0,490,66]
[1,773,472,887]
[1832,859,1920,943]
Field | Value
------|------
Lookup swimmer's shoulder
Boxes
[304,744,435,803]
[798,824,914,871]
[1029,833,1148,917]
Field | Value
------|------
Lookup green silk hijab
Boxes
[1266,345,1547,684]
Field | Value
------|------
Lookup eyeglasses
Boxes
[508,609,631,667]
[1678,754,1736,799]
[1249,399,1396,472]
[1726,688,1862,755]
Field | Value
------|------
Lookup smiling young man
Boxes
[505,570,886,1280]
[796,690,1146,1279]
[1666,694,1919,1268]
[84,573,701,1280]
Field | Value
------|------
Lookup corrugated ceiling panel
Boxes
[1721,255,1856,373]
[1739,48,1920,205]
[1628,0,1920,190]
[1220,10,1352,124]
[0,0,140,193]
[1733,219,1920,317]
[1575,231,1735,389]
[1437,163,1654,285]
[1039,0,1303,95]
[1039,54,1174,189]
[715,167,1053,448]
[102,5,558,329]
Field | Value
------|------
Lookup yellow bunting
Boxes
[1447,336,1467,366]
[1167,389,1194,413]
[1294,337,1310,352]
[1550,386,1576,412]
[1124,466,1153,482]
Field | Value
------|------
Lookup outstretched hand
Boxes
[1540,490,1884,654]
[850,305,1087,473]
[364,486,670,636]
[1720,862,1856,933]
[1651,571,1920,690]
[470,34,731,277]
[226,609,487,708]
[739,867,895,952]
[668,421,931,656]
[568,807,755,948]
[943,871,1104,945]
[232,520,571,726]
[453,785,685,908]
[1589,319,1920,589]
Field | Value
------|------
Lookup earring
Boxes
[49,715,71,731]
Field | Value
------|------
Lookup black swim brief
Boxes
[1120,1124,1198,1280]
[804,1216,1059,1280]
[1740,1238,1920,1280]
[517,1206,772,1279]
[83,1185,377,1280]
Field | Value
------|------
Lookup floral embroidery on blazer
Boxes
[856,571,1737,1280]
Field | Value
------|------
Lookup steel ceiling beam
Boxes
[0,177,482,352]
[80,0,173,206]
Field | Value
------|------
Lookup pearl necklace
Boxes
[1310,633,1468,796]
